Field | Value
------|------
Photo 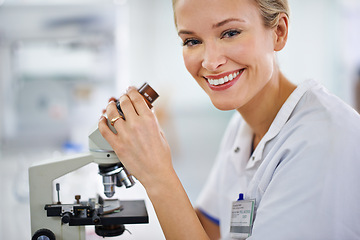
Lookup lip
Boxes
[205,69,244,91]
[205,70,240,80]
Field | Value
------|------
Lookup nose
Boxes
[201,43,226,71]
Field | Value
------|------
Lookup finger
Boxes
[106,101,124,125]
[98,115,117,142]
[126,87,152,116]
[117,94,139,121]
[108,97,117,103]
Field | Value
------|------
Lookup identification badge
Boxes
[230,194,255,239]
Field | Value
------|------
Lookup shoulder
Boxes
[286,82,360,142]
[262,82,360,181]
[265,81,360,170]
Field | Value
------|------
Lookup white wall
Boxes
[279,0,357,104]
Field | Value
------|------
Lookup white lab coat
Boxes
[196,79,360,240]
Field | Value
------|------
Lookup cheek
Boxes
[254,45,275,79]
[226,37,257,65]
[253,34,276,73]
[235,38,274,78]
[183,50,200,79]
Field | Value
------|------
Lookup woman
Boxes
[99,0,360,239]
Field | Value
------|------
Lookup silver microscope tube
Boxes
[102,175,116,198]
[116,167,135,188]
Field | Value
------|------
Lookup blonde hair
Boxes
[254,0,290,28]
[172,0,290,28]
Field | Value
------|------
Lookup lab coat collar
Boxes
[246,79,318,169]
[230,118,254,174]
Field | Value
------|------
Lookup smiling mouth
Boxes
[206,69,244,86]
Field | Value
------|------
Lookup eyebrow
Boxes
[178,18,245,36]
[178,30,194,36]
[212,18,245,28]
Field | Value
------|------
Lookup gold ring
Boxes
[110,116,121,126]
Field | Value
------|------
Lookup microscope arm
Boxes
[29,152,94,203]
[29,152,95,239]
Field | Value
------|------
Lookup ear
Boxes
[273,13,289,51]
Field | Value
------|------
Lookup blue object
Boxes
[237,193,244,201]
[198,208,220,226]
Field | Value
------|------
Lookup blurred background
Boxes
[0,0,359,239]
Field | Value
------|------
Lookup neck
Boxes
[237,70,296,149]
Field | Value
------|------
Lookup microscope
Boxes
[29,83,159,240]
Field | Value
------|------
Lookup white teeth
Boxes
[207,71,241,86]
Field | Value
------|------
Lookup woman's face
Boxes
[175,0,278,111]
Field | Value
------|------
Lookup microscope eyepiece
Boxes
[138,82,159,106]
[116,82,159,120]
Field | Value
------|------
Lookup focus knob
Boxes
[61,212,71,224]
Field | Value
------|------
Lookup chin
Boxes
[211,100,238,111]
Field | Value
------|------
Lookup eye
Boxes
[221,29,242,39]
[182,38,202,47]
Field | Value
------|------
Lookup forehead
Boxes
[175,0,260,29]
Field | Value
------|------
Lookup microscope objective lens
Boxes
[102,175,115,198]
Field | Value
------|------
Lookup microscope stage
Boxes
[99,200,149,225]
[44,199,149,226]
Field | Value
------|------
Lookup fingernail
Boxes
[108,97,117,103]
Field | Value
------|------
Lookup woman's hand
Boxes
[98,87,173,188]
[99,87,209,240]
